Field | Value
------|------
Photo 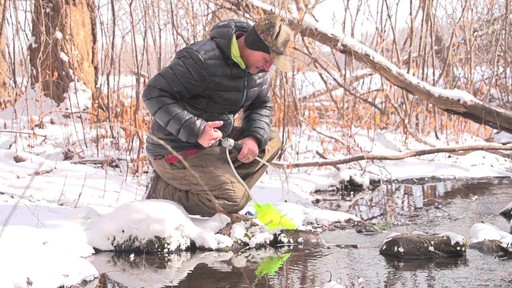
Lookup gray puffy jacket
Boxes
[143,19,272,156]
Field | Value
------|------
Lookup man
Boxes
[142,15,294,217]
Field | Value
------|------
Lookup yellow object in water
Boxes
[254,203,297,230]
[255,252,291,277]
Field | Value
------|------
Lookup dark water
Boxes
[88,177,512,288]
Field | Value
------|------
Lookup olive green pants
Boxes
[147,131,282,217]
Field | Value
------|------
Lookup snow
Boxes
[439,232,467,246]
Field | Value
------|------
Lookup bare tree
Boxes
[224,0,512,135]
[29,0,97,105]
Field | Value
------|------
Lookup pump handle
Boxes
[220,138,242,155]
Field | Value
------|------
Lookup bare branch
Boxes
[272,143,512,169]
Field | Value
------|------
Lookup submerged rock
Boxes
[499,202,512,233]
[469,239,505,254]
[469,222,512,258]
[469,222,512,248]
[270,229,324,249]
[499,205,512,222]
[379,232,467,259]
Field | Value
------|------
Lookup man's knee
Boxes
[261,130,282,162]
[222,184,251,213]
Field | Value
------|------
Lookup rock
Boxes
[270,229,324,249]
[469,223,512,258]
[469,222,512,247]
[469,239,505,254]
[469,239,512,259]
[499,202,512,232]
[379,232,467,259]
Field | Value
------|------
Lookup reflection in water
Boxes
[255,252,291,277]
[89,251,238,286]
[382,257,469,288]
[88,247,332,287]
[384,257,468,271]
[347,178,512,223]
[348,182,454,223]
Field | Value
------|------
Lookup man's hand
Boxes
[237,136,259,163]
[198,121,224,147]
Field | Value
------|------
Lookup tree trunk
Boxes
[0,0,9,108]
[29,0,97,105]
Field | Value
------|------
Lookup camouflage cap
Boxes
[251,15,294,72]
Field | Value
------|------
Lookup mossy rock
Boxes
[111,234,191,253]
[270,230,324,249]
[469,239,504,254]
[469,239,512,258]
[380,232,467,259]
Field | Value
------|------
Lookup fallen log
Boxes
[272,143,512,169]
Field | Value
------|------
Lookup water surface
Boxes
[89,178,512,287]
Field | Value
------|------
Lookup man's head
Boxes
[242,15,294,73]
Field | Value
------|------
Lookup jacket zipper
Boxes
[241,70,248,107]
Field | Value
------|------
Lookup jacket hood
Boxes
[209,19,252,60]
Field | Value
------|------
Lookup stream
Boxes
[88,177,512,287]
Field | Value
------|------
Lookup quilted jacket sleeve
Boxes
[142,48,210,143]
[241,78,272,149]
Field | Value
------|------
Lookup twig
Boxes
[315,150,340,171]
[74,172,87,208]
[0,130,33,135]
[57,174,68,205]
